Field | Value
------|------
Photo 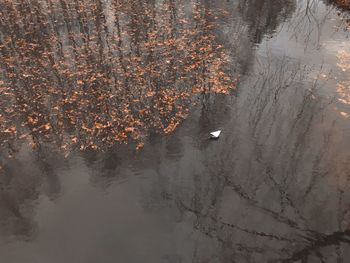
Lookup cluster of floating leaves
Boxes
[332,0,350,11]
[336,49,350,106]
[326,0,350,31]
[331,1,350,109]
[0,0,237,156]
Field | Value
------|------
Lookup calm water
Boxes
[1,0,350,262]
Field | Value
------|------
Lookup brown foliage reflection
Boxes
[0,0,237,155]
[330,0,350,11]
[336,49,350,108]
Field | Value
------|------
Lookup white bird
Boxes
[210,130,221,139]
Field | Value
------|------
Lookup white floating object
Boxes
[210,130,221,139]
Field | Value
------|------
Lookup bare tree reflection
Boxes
[162,52,350,262]
[1,1,350,263]
[0,0,237,158]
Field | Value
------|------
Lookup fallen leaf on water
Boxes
[42,123,51,130]
[340,111,349,118]
[125,127,135,133]
[136,142,144,150]
[4,127,17,134]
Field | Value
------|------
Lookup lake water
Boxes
[1,0,350,262]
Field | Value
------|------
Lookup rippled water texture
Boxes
[1,0,350,262]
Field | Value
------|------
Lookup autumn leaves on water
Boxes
[0,0,237,156]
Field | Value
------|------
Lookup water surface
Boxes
[1,0,350,262]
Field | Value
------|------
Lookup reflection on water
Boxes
[1,0,350,263]
[328,0,350,11]
[337,49,350,106]
[0,0,236,154]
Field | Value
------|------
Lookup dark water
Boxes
[1,0,350,262]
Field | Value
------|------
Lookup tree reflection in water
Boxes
[0,0,236,156]
[1,0,350,263]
